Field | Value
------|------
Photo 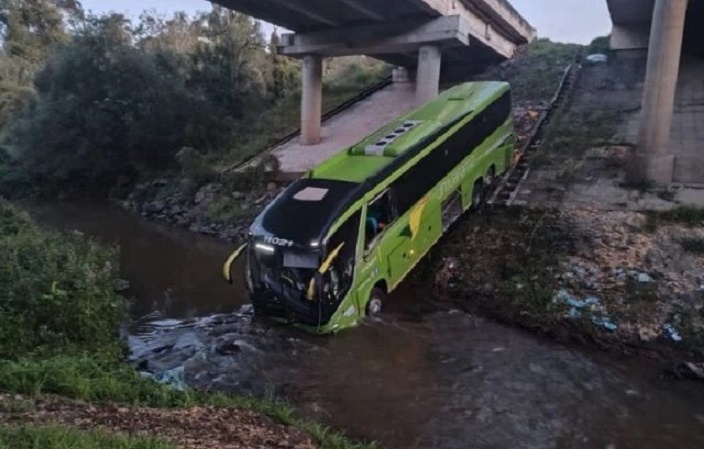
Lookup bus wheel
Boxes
[471,181,483,211]
[485,166,496,186]
[366,287,386,316]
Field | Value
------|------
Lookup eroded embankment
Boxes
[420,206,704,379]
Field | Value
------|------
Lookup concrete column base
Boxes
[674,156,704,183]
[626,153,674,185]
[392,67,411,83]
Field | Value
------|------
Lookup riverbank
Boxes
[0,200,374,449]
[419,206,704,379]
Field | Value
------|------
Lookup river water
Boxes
[30,202,704,449]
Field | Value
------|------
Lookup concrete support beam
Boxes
[279,16,470,58]
[300,55,323,146]
[611,23,651,50]
[415,45,442,106]
[461,0,536,44]
[627,0,688,185]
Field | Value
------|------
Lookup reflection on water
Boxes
[28,201,247,319]
[31,201,704,449]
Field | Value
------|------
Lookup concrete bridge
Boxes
[213,0,535,145]
[608,0,704,184]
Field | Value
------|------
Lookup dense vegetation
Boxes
[0,199,374,448]
[0,0,388,197]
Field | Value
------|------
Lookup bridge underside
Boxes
[608,0,704,184]
[214,0,535,146]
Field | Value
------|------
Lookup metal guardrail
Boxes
[488,61,581,206]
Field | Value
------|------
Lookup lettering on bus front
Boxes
[263,236,294,247]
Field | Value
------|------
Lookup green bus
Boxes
[224,81,514,333]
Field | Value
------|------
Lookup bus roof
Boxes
[310,81,510,183]
[251,81,510,245]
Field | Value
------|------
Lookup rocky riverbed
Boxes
[118,178,284,243]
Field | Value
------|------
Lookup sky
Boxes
[80,0,612,45]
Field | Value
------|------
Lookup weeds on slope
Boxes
[0,426,174,449]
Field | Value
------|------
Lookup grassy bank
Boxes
[0,200,375,449]
[0,426,174,449]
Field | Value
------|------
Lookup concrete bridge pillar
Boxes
[301,54,323,145]
[415,45,442,106]
[628,0,689,185]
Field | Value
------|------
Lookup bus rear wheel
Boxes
[485,166,496,186]
[366,287,386,316]
[471,181,484,211]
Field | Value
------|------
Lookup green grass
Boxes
[541,110,621,158]
[645,207,704,232]
[476,38,580,103]
[0,426,175,449]
[0,357,376,449]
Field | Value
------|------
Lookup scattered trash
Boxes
[637,273,652,283]
[585,53,608,64]
[591,317,618,331]
[151,366,187,391]
[553,290,618,331]
[663,323,683,342]
[684,362,704,380]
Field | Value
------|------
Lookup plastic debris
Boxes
[637,273,653,283]
[591,317,618,331]
[585,53,608,63]
[152,366,187,391]
[554,290,618,331]
[663,324,683,342]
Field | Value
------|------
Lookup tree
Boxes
[189,7,269,120]
[0,0,82,66]
[13,14,221,191]
[269,29,299,99]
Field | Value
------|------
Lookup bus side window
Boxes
[365,189,396,250]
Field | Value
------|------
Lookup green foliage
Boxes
[11,13,235,193]
[645,207,704,232]
[0,5,389,197]
[477,38,580,103]
[0,426,175,449]
[542,109,620,156]
[0,200,126,360]
[585,35,611,55]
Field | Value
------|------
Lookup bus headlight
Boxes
[254,243,275,254]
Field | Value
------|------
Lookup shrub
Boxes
[0,200,126,360]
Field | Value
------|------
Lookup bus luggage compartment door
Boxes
[387,237,416,286]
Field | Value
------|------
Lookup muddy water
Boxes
[31,202,704,449]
